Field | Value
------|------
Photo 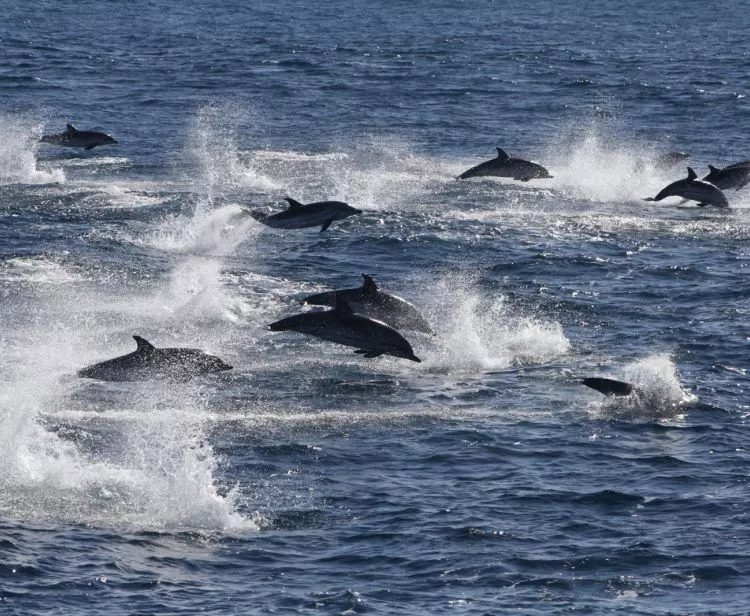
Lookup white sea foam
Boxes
[0,256,83,284]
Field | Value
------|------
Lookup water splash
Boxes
[590,353,696,419]
[186,101,279,199]
[0,113,65,185]
[423,275,570,372]
[545,118,683,204]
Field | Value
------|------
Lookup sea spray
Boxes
[0,113,65,185]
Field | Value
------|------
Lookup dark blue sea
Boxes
[1,1,749,614]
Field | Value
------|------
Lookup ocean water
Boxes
[1,1,749,614]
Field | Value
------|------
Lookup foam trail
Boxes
[0,113,64,184]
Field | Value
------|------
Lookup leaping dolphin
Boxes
[702,161,750,192]
[458,147,552,181]
[645,167,729,208]
[249,197,362,232]
[78,336,232,381]
[301,274,434,334]
[40,124,118,150]
[581,377,635,397]
[268,296,421,362]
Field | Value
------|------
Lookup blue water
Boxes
[1,1,749,614]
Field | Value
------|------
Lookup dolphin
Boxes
[645,167,729,208]
[249,197,362,232]
[301,274,434,334]
[40,124,118,150]
[634,151,691,174]
[581,377,634,397]
[78,335,232,381]
[651,151,691,170]
[702,161,750,191]
[458,147,553,181]
[268,296,421,362]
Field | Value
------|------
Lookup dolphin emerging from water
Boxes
[702,161,750,192]
[458,147,552,181]
[645,167,729,208]
[268,296,421,362]
[78,335,232,381]
[249,197,362,232]
[301,274,434,334]
[581,377,634,397]
[40,124,118,150]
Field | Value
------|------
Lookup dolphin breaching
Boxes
[458,147,553,181]
[645,167,729,208]
[268,296,421,362]
[40,124,118,150]
[301,274,434,334]
[702,161,750,192]
[78,335,233,381]
[249,197,362,232]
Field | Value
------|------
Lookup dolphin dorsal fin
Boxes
[496,147,510,160]
[334,294,355,316]
[66,124,78,134]
[686,167,697,181]
[361,274,378,297]
[133,335,155,354]
[284,197,304,209]
[708,165,720,173]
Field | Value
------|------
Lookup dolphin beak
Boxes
[408,354,421,363]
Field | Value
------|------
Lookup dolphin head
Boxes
[202,354,233,372]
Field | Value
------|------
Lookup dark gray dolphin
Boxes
[268,296,421,362]
[78,336,232,381]
[702,161,750,191]
[249,197,362,232]
[645,167,729,208]
[581,377,634,397]
[458,147,552,181]
[301,274,434,334]
[40,124,118,150]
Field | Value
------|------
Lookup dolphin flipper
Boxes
[320,218,335,232]
[354,349,384,358]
